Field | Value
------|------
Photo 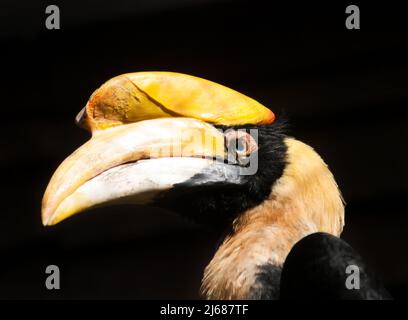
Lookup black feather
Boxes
[280,232,392,300]
[249,264,282,299]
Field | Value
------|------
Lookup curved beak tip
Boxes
[41,206,53,226]
[42,218,51,227]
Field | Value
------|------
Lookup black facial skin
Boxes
[155,118,288,229]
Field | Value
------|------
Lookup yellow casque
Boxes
[77,72,275,133]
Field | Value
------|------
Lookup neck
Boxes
[201,138,345,299]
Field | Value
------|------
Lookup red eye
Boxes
[225,130,258,159]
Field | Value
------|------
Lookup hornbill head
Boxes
[42,72,345,299]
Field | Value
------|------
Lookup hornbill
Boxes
[42,72,389,299]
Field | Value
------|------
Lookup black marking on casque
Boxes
[248,264,282,299]
[154,118,288,229]
[280,232,392,300]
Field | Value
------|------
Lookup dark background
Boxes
[0,1,407,299]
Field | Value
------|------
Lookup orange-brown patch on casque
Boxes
[200,138,345,299]
[80,76,177,133]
